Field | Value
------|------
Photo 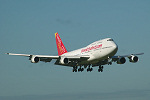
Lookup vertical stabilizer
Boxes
[55,32,67,56]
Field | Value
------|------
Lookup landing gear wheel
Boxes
[87,68,93,72]
[87,65,93,72]
[78,67,84,72]
[90,68,93,72]
[78,68,80,72]
[87,68,89,72]
[81,68,84,72]
[98,66,104,72]
[73,66,77,72]
[73,69,77,72]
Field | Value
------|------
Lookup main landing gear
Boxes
[72,66,84,72]
[72,65,104,72]
[72,66,77,72]
[87,65,93,72]
[78,66,84,72]
[98,65,103,72]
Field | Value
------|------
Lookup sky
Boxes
[0,0,150,100]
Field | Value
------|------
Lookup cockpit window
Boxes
[107,39,113,41]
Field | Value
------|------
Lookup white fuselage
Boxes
[61,38,118,65]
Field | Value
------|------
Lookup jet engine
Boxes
[117,57,126,64]
[129,55,138,63]
[31,56,40,63]
[60,57,69,64]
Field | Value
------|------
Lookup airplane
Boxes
[6,32,144,72]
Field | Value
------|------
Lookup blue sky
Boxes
[0,0,150,100]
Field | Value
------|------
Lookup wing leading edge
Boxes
[112,53,144,58]
[6,53,90,64]
[6,53,59,63]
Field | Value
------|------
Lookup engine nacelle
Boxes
[117,57,126,64]
[129,55,138,63]
[31,56,40,63]
[59,57,69,64]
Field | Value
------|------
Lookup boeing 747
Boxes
[6,32,144,72]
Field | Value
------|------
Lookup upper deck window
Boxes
[107,39,113,41]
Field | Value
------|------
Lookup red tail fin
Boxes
[55,32,67,56]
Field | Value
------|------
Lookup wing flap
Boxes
[40,58,52,62]
[64,55,90,60]
[35,55,59,59]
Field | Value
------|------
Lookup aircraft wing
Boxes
[112,53,144,59]
[6,53,31,57]
[6,53,59,63]
[111,53,144,63]
[6,53,90,63]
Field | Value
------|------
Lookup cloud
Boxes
[0,89,150,100]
